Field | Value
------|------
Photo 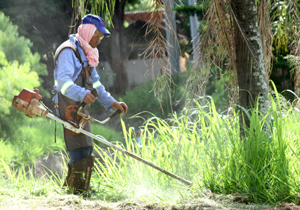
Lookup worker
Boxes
[52,14,128,194]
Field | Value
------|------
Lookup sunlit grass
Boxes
[90,92,300,204]
[1,89,300,205]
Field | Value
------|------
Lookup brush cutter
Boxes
[12,88,193,186]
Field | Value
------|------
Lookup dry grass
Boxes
[0,190,293,210]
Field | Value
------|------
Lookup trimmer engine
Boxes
[12,88,48,118]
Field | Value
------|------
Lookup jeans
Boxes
[56,108,93,169]
[68,147,93,170]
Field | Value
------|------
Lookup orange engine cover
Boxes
[65,105,82,135]
[12,88,48,118]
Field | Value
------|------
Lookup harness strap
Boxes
[54,40,84,144]
[54,40,83,66]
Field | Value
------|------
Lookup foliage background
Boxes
[0,0,300,207]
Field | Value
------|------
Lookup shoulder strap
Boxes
[54,40,83,66]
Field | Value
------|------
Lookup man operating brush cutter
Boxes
[52,14,128,194]
[13,88,193,196]
[12,17,193,197]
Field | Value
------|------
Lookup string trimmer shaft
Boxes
[12,88,193,186]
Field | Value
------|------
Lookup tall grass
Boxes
[0,115,124,170]
[3,117,65,168]
[0,161,59,197]
[90,93,300,203]
[1,90,300,204]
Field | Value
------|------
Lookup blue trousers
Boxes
[56,108,93,169]
[68,147,93,170]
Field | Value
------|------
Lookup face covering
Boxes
[76,24,99,67]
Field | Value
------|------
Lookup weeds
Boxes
[90,92,300,204]
[1,90,300,205]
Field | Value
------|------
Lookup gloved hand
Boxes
[83,91,97,104]
[112,101,128,114]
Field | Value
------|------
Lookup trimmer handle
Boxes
[77,88,124,125]
[79,88,99,110]
[109,109,122,119]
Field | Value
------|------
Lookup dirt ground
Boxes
[1,192,300,210]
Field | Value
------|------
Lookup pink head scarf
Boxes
[76,24,99,67]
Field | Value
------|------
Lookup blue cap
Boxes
[82,14,110,35]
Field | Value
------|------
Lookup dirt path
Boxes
[1,193,299,210]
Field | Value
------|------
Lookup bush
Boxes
[91,123,124,148]
[7,117,64,167]
[90,90,300,204]
[118,72,188,126]
[0,12,47,139]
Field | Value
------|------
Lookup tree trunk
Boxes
[188,0,201,68]
[294,68,300,97]
[106,0,130,95]
[231,0,269,131]
[163,0,180,73]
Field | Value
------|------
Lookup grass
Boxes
[0,165,275,210]
[0,115,124,170]
[91,123,125,148]
[1,89,300,208]
[88,92,300,204]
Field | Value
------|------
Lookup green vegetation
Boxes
[91,122,125,148]
[0,0,69,55]
[0,116,125,169]
[121,72,188,117]
[125,0,152,12]
[0,12,47,139]
[89,91,300,204]
[1,89,300,207]
[0,12,47,96]
[1,3,300,209]
[0,117,63,169]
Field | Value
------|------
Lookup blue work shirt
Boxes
[53,35,115,109]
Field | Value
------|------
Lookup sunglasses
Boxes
[93,34,104,40]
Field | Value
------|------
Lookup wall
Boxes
[97,58,163,90]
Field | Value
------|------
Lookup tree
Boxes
[0,0,73,55]
[0,12,43,137]
[173,0,203,67]
[231,0,270,129]
[270,0,300,99]
[0,0,74,104]
[99,0,131,95]
[164,0,180,73]
[0,52,40,115]
[189,0,273,133]
[0,12,48,96]
[188,0,201,67]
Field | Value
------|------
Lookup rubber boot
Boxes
[66,156,95,195]
[62,163,71,187]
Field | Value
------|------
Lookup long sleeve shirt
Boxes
[53,35,115,109]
